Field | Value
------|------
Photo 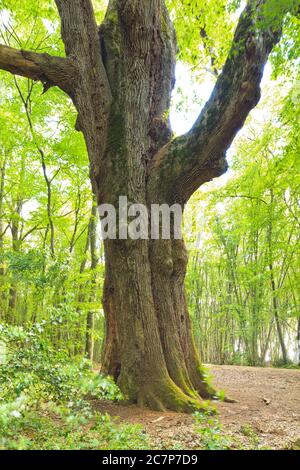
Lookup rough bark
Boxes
[0,44,76,94]
[0,0,298,410]
[54,0,112,194]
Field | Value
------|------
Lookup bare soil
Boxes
[93,365,300,450]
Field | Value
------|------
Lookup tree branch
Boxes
[149,0,300,204]
[54,0,112,191]
[0,43,77,94]
[54,0,111,101]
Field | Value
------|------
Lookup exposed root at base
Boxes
[136,378,216,413]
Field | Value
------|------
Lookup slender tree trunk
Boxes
[14,78,56,258]
[269,261,288,364]
[0,154,7,273]
[7,200,22,323]
[0,154,7,318]
[268,190,288,364]
[297,318,300,366]
[261,319,274,365]
[85,195,98,360]
[40,149,55,258]
[7,146,24,324]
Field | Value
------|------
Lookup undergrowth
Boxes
[0,323,149,450]
[193,410,231,450]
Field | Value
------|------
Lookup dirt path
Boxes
[93,365,300,450]
[211,365,300,449]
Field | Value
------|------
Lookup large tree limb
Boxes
[54,0,112,192]
[149,0,300,204]
[54,0,111,108]
[0,44,77,94]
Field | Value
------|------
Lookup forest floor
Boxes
[93,365,300,450]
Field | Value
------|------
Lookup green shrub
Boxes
[0,323,148,450]
[0,323,122,406]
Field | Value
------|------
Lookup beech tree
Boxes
[0,0,299,411]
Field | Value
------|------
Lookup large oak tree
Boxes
[0,0,299,411]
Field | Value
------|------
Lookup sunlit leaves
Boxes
[166,0,240,74]
[0,0,63,54]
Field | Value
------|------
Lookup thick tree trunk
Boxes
[96,1,214,411]
[101,237,213,411]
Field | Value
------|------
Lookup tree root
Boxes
[136,377,215,413]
